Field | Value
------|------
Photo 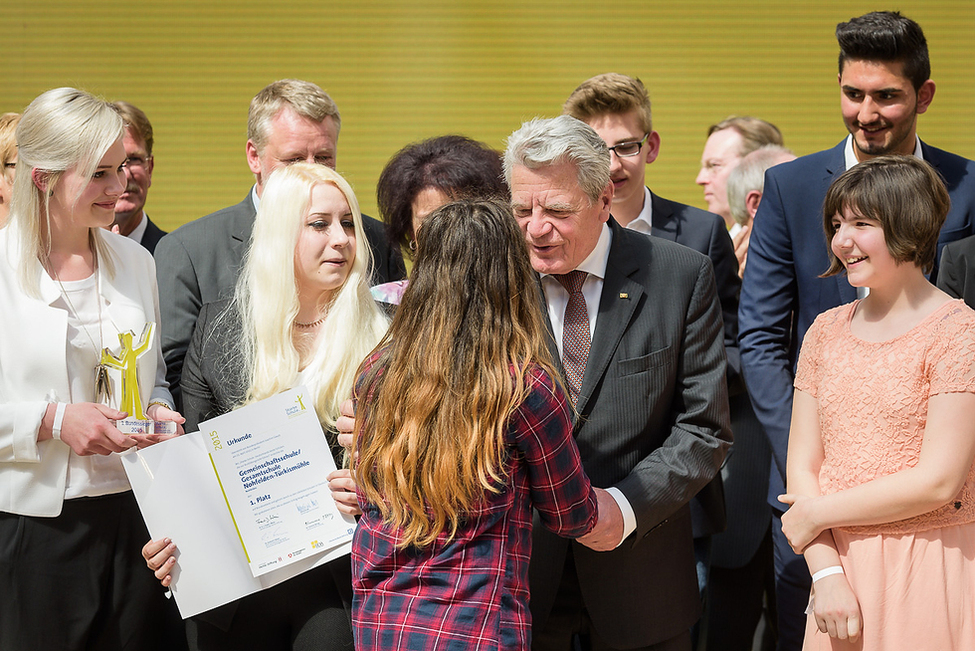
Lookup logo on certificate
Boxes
[285,394,308,419]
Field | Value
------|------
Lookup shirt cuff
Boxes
[605,486,637,548]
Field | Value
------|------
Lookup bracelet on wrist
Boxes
[52,402,67,441]
[811,565,844,583]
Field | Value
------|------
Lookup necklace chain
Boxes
[294,316,326,329]
[47,247,113,404]
[294,308,327,329]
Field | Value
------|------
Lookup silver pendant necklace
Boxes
[47,247,113,404]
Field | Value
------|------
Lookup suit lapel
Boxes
[825,141,858,304]
[575,221,643,416]
[648,191,678,242]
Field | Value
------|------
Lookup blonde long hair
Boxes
[353,199,561,548]
[234,163,387,431]
[7,88,123,295]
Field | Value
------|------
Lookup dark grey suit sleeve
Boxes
[617,257,733,537]
[181,303,216,433]
[937,239,966,300]
[705,218,742,385]
[154,232,201,412]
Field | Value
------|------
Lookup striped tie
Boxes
[554,270,590,406]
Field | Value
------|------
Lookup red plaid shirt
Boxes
[351,364,597,651]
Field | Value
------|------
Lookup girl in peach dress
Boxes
[779,156,975,650]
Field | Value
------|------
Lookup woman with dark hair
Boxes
[351,199,599,651]
[371,135,507,305]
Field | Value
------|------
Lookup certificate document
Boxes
[200,386,355,577]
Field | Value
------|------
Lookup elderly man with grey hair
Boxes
[726,145,796,278]
[506,115,731,651]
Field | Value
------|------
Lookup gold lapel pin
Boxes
[619,292,629,299]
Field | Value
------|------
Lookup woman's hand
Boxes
[732,223,751,278]
[54,402,136,456]
[336,398,355,452]
[145,403,186,439]
[142,537,179,588]
[328,468,361,516]
[778,493,825,553]
[811,573,862,642]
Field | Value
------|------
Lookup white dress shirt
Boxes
[622,187,655,235]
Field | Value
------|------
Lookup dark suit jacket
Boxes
[155,190,405,409]
[140,215,166,254]
[529,219,732,648]
[937,233,975,308]
[740,139,975,504]
[649,191,739,539]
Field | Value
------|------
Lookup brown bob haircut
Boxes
[822,155,949,277]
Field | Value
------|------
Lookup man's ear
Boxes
[745,190,763,219]
[916,79,936,115]
[245,140,262,176]
[644,131,661,165]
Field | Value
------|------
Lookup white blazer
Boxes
[0,227,172,517]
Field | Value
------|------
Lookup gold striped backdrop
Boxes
[2,1,973,232]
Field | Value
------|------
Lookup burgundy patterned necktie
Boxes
[554,270,590,406]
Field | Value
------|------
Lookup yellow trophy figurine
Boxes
[100,323,154,421]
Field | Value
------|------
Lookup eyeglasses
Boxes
[608,134,649,158]
[122,155,152,170]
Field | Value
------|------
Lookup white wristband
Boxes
[811,565,844,583]
[52,402,67,441]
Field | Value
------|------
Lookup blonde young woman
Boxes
[351,199,598,651]
[0,89,185,650]
[779,156,975,649]
[143,163,388,651]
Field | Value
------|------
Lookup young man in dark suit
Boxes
[739,11,975,649]
[154,80,404,409]
[505,115,731,651]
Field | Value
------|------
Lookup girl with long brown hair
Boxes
[350,199,597,651]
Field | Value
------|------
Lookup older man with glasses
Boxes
[108,101,167,253]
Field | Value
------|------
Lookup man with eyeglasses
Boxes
[562,73,738,340]
[109,101,167,253]
[563,73,741,647]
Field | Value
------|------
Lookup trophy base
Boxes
[117,418,177,435]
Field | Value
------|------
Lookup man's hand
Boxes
[577,487,624,551]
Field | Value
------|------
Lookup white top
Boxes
[0,227,173,516]
[56,273,130,499]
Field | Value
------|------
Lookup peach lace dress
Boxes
[795,299,975,651]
